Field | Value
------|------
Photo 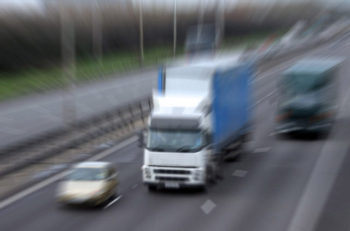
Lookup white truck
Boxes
[140,56,253,191]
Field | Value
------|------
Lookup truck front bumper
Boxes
[142,165,206,188]
[275,120,332,134]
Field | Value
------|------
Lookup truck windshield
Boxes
[283,73,328,96]
[147,129,204,152]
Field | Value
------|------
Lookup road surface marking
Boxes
[131,184,138,190]
[253,62,292,83]
[232,170,248,178]
[286,90,350,231]
[0,171,69,210]
[89,136,138,161]
[254,147,271,153]
[286,141,349,231]
[252,37,345,85]
[254,89,278,107]
[250,51,307,85]
[0,135,137,210]
[201,199,216,215]
[104,195,122,209]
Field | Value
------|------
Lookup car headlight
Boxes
[56,184,67,197]
[91,188,105,197]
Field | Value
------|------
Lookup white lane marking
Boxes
[252,37,347,85]
[249,55,296,85]
[0,171,69,210]
[89,136,138,161]
[131,184,138,190]
[287,141,349,231]
[253,147,271,153]
[201,199,216,215]
[340,88,350,109]
[286,91,350,231]
[0,135,137,210]
[232,170,248,178]
[104,195,122,209]
[253,62,292,83]
[254,89,278,107]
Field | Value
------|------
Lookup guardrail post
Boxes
[148,97,152,110]
[140,102,144,124]
[129,105,135,129]
[118,111,126,133]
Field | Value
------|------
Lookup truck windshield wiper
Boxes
[149,145,173,152]
[150,147,165,151]
[176,146,195,152]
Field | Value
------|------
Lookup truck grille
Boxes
[156,176,188,182]
[153,169,191,175]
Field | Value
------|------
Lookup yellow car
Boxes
[56,161,118,207]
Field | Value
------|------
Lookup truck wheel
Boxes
[201,184,209,192]
[224,149,240,162]
[148,185,157,192]
[241,133,252,153]
[207,165,216,184]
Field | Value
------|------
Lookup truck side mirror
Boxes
[138,131,144,148]
[138,130,147,148]
[206,144,214,150]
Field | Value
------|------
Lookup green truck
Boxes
[276,58,342,135]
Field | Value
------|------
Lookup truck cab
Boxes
[142,96,215,190]
[276,58,342,135]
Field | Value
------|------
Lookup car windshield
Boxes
[67,168,107,181]
[147,129,204,152]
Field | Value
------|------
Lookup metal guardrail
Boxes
[0,96,152,178]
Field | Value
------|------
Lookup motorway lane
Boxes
[1,37,350,231]
[0,142,143,231]
[314,145,350,231]
[0,84,328,231]
[303,37,350,231]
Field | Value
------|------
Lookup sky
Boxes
[0,0,234,9]
[0,0,348,12]
[0,0,44,12]
[0,0,42,8]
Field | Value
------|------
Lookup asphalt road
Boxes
[1,36,350,231]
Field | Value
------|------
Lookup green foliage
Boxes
[0,32,279,101]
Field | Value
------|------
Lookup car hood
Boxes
[58,181,105,196]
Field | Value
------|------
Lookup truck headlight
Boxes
[310,112,332,122]
[276,112,290,122]
[144,167,151,178]
[193,169,203,181]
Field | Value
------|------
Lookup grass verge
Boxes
[0,31,279,101]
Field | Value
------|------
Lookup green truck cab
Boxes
[276,58,342,135]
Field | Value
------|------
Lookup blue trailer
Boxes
[212,61,253,152]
